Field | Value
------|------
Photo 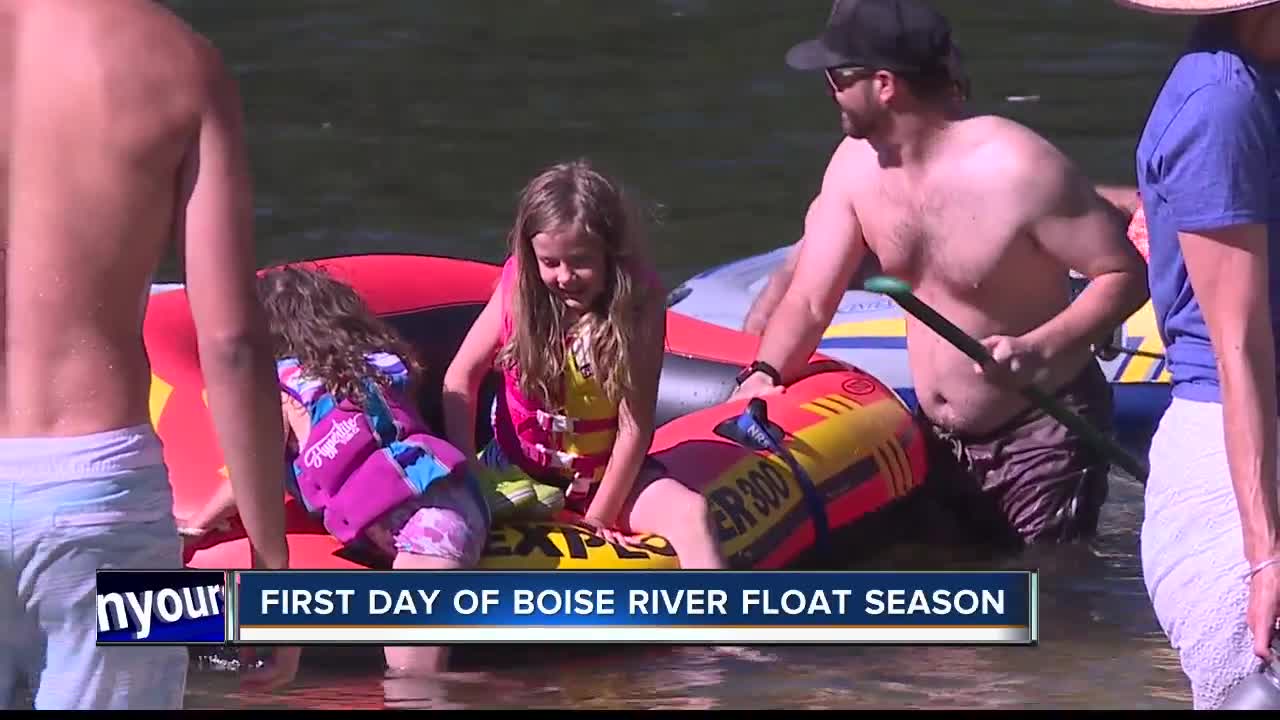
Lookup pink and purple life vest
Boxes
[278,352,486,545]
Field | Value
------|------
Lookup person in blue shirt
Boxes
[1119,0,1280,709]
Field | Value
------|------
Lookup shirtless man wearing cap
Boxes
[0,0,296,708]
[729,0,1149,550]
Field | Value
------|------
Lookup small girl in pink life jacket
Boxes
[181,265,491,676]
[442,159,726,569]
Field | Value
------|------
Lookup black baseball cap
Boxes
[786,0,954,75]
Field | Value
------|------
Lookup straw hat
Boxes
[1115,0,1280,14]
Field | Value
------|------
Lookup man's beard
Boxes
[840,110,874,139]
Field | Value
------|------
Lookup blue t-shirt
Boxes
[1136,18,1280,404]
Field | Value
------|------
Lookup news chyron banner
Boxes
[96,570,230,645]
[96,570,1036,646]
[233,571,1036,644]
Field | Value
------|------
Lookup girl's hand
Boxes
[177,513,234,539]
[580,515,642,548]
[176,521,210,563]
[176,514,208,539]
[176,512,236,557]
[176,522,204,538]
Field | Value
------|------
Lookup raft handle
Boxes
[715,398,833,563]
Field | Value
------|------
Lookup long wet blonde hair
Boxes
[495,159,654,408]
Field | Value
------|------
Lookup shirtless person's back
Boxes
[731,0,1148,549]
[0,0,293,708]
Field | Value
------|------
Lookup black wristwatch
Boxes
[736,361,783,388]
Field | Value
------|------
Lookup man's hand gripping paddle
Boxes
[862,275,1150,484]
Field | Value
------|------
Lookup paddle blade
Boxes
[862,275,913,297]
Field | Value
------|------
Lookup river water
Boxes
[162,0,1196,709]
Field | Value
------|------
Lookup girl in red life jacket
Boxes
[442,159,727,569]
[181,265,490,676]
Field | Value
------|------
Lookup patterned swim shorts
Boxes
[362,479,490,566]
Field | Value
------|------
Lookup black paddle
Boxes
[862,275,1150,483]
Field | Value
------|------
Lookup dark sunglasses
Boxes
[825,66,875,93]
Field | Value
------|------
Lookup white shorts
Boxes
[1141,396,1270,709]
[0,424,188,710]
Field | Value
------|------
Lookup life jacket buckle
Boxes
[536,409,574,433]
[534,443,581,470]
